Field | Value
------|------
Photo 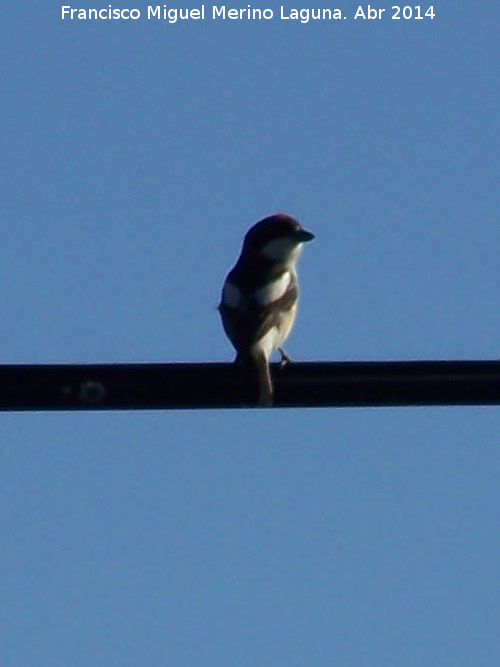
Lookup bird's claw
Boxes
[278,348,291,367]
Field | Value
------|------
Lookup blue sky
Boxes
[2,1,500,664]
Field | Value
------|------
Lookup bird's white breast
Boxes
[254,271,292,306]
[255,304,298,358]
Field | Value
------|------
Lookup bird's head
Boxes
[241,213,314,266]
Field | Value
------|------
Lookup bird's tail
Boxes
[238,349,273,406]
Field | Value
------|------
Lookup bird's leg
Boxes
[278,347,291,367]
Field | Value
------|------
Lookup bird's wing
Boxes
[219,271,298,352]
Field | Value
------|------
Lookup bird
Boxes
[218,213,314,406]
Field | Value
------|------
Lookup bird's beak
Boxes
[297,229,315,243]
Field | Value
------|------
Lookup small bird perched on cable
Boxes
[218,213,315,406]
